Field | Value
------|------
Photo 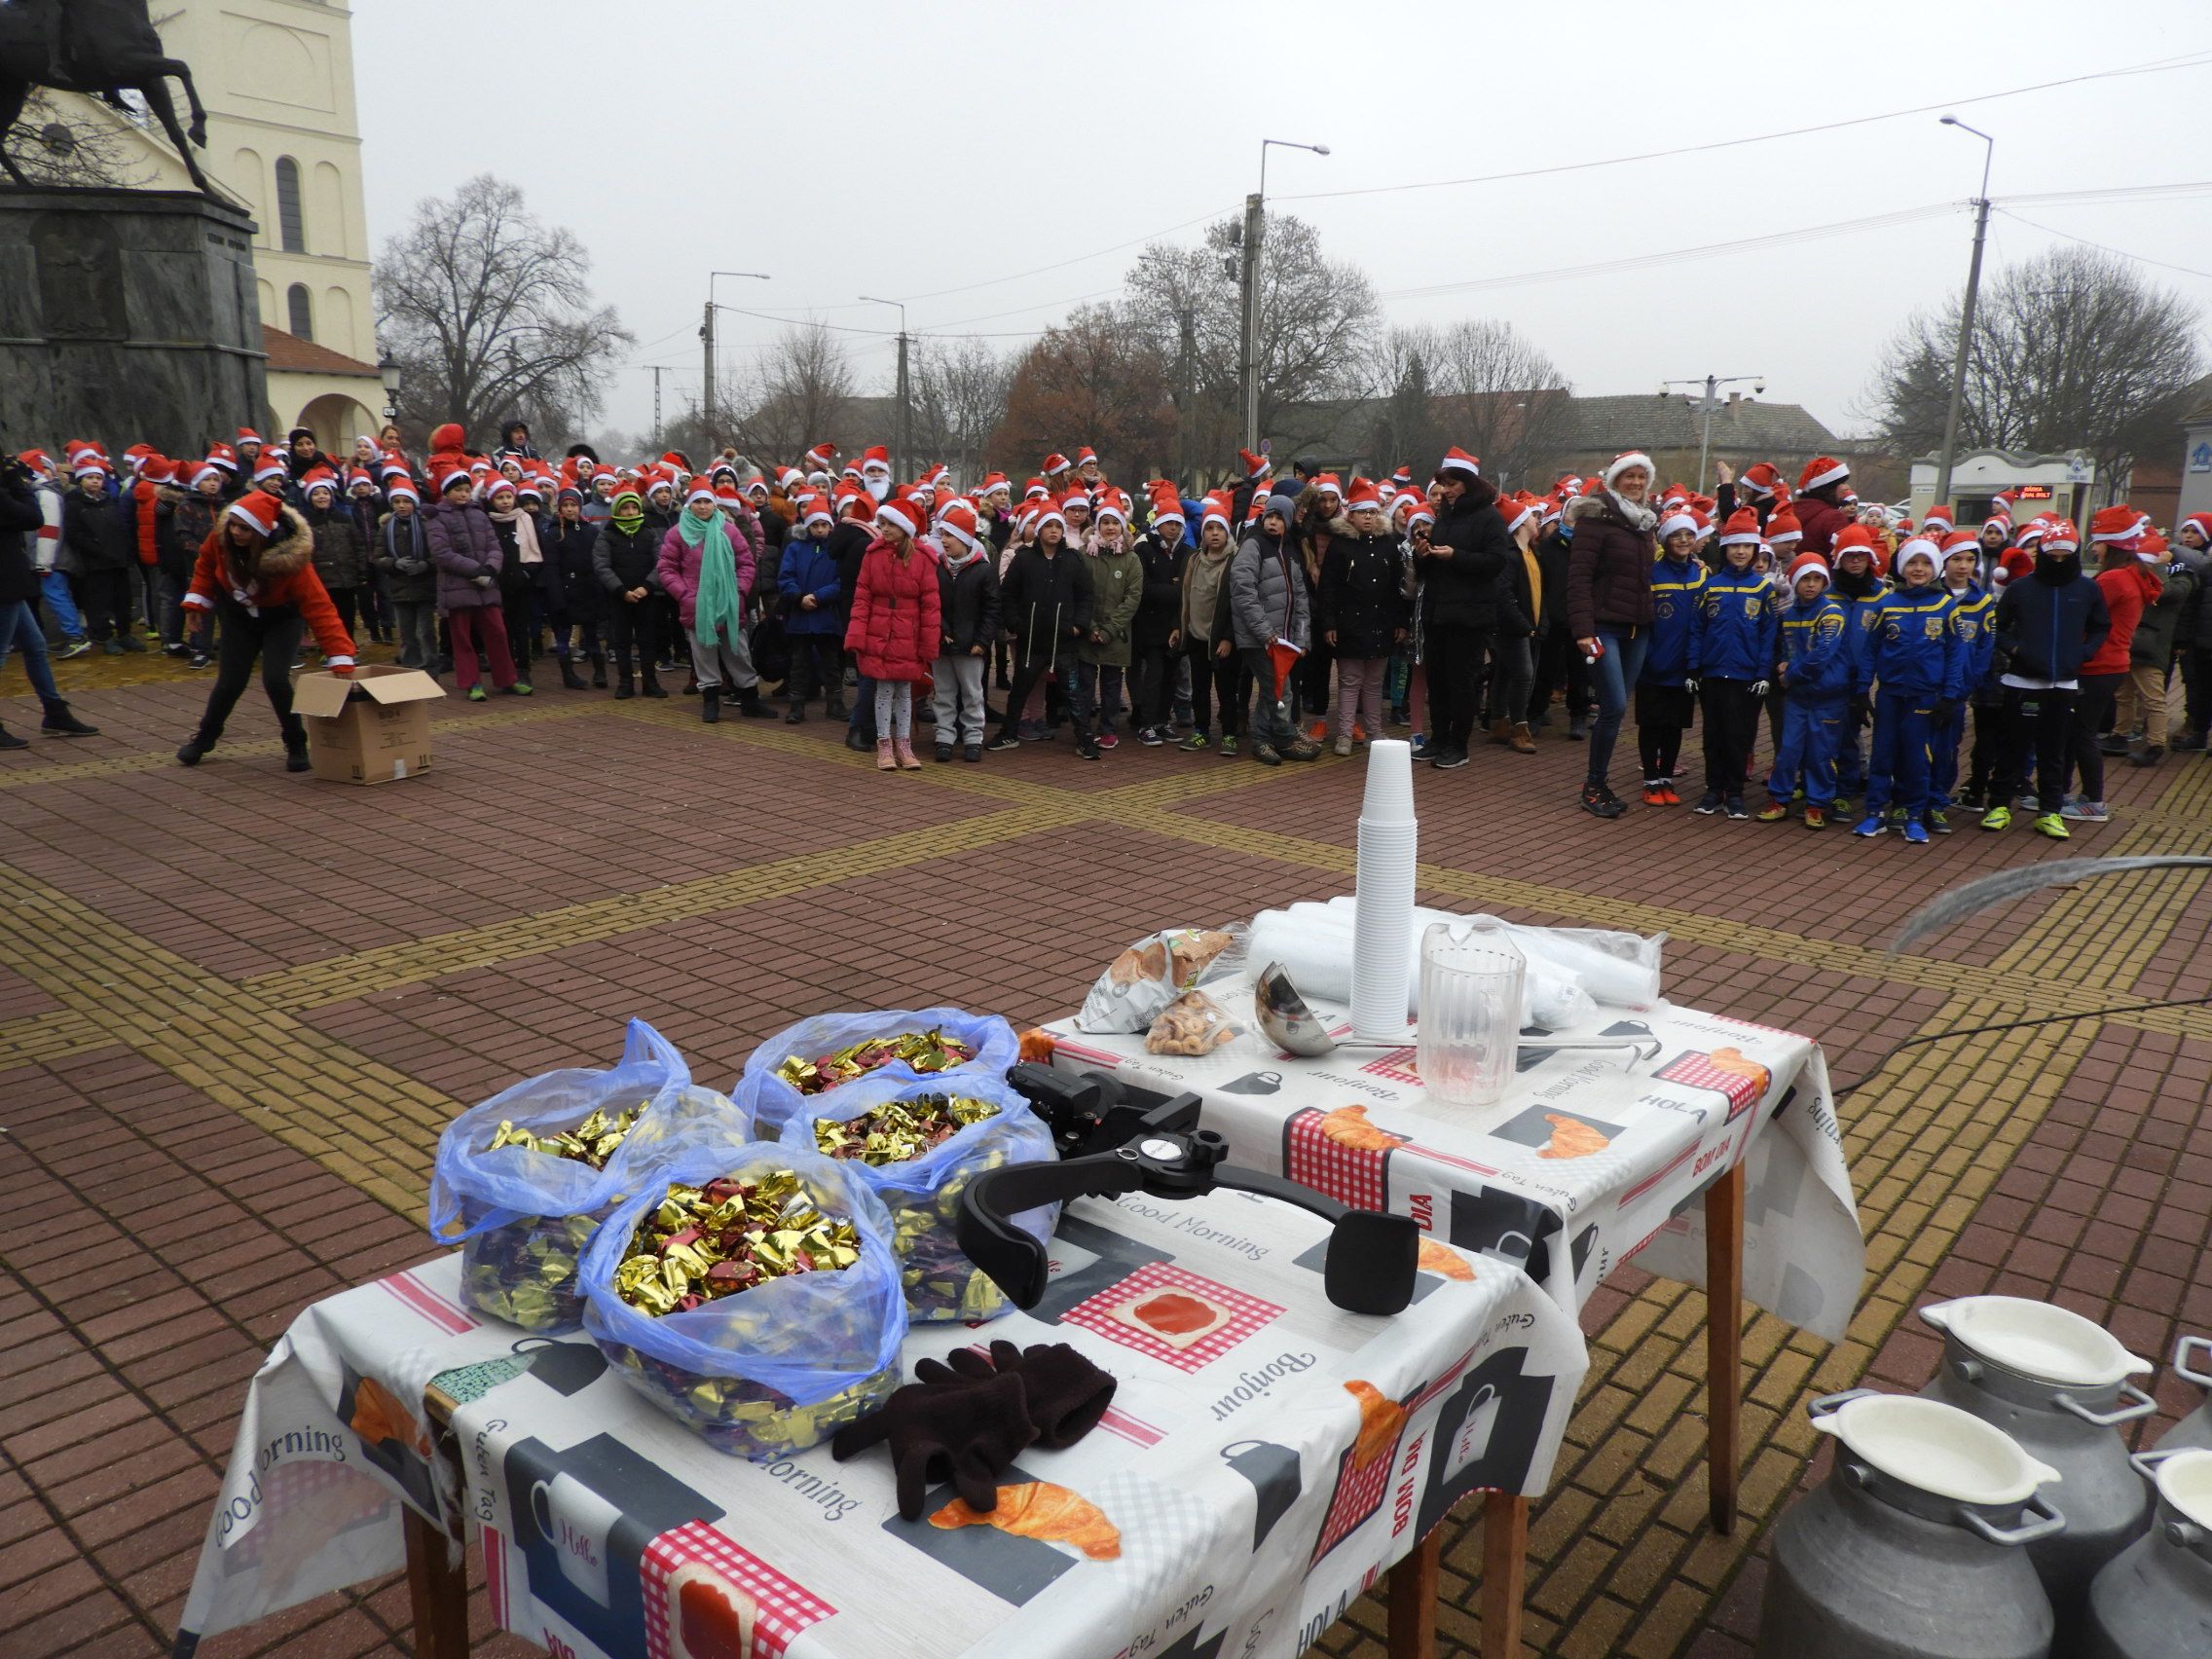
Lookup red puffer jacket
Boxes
[844,536,942,682]
[2083,560,2163,676]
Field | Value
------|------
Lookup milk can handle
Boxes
[2053,1382,2157,1427]
[1806,1388,1879,1422]
[2176,1336,2212,1389]
[1956,1493,2065,1547]
[2131,1448,2186,1483]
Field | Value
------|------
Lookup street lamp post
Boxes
[1241,138,1330,452]
[1660,375,1765,493]
[859,295,910,480]
[703,270,770,452]
[1932,116,1995,517]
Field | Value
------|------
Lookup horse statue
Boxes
[0,0,216,194]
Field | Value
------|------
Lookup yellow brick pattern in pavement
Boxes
[0,859,459,1219]
[1374,757,2212,1658]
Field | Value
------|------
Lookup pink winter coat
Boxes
[844,535,942,682]
[654,516,755,631]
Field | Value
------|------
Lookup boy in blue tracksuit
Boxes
[1760,553,1850,827]
[1853,538,1964,844]
[1928,538,1995,831]
[1691,509,1781,817]
[778,501,847,721]
[1826,526,1889,811]
[1635,507,1708,805]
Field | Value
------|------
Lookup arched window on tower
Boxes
[275,156,306,253]
[286,284,313,342]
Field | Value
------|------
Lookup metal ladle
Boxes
[1254,962,1660,1064]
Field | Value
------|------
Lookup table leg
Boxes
[1479,1493,1527,1659]
[402,1506,470,1659]
[1705,1159,1747,1536]
[1387,1527,1440,1659]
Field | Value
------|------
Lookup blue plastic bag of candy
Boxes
[778,1071,1056,1322]
[579,1143,907,1459]
[426,1018,752,1332]
[734,1006,1018,1134]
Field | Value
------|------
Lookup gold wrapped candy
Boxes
[773,1028,978,1096]
[611,1171,861,1315]
[812,1093,1000,1165]
[485,1102,645,1169]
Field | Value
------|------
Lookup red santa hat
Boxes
[1344,480,1384,516]
[191,456,228,489]
[1074,446,1098,468]
[876,496,925,538]
[777,465,805,491]
[1603,450,1653,487]
[1831,524,1878,563]
[1797,455,1849,493]
[2089,505,2143,545]
[804,442,837,473]
[1404,498,1436,529]
[1042,452,1072,477]
[2181,512,2212,545]
[684,476,718,505]
[1498,494,1540,535]
[1022,477,1051,500]
[1032,499,1068,535]
[1738,461,1785,498]
[1151,494,1188,528]
[299,465,340,498]
[977,472,1012,499]
[1439,447,1482,480]
[1764,503,1804,545]
[802,500,835,529]
[1716,506,1763,547]
[1198,495,1232,535]
[254,456,292,484]
[1786,551,1830,589]
[224,490,286,538]
[386,475,421,503]
[1893,535,1940,575]
[1922,503,1955,535]
[861,444,891,474]
[1658,504,1703,542]
[1388,465,1415,492]
[1238,448,1272,480]
[430,453,471,493]
[2041,518,2082,554]
[938,500,984,551]
[236,427,265,447]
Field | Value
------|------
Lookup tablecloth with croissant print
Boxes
[1048,980,1864,1344]
[177,1186,1585,1659]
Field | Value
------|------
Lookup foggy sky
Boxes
[351,0,2212,453]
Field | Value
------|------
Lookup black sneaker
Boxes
[1580,783,1625,818]
[1567,717,1588,741]
[1139,726,1166,747]
[283,745,311,774]
[1076,740,1101,760]
[175,735,212,765]
[1723,796,1750,820]
[1249,742,1283,766]
[1431,749,1470,769]
[961,744,982,762]
[846,728,872,752]
[1692,791,1723,814]
[987,730,1022,752]
[41,703,98,737]
[0,724,26,751]
[934,742,954,762]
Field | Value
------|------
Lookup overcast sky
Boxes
[353,0,2212,451]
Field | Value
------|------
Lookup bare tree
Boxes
[1363,327,1448,484]
[720,323,857,465]
[909,338,1014,487]
[1123,211,1380,464]
[1868,246,2204,496]
[373,174,633,448]
[987,304,1174,482]
[6,91,157,188]
[1424,320,1574,490]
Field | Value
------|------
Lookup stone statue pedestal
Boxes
[0,187,267,457]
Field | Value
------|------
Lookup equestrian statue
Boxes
[0,0,216,194]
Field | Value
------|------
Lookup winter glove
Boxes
[1750,680,1770,698]
[918,1342,1119,1452]
[1682,677,1700,696]
[472,573,495,589]
[830,1368,1036,1523]
[1930,697,1958,725]
[1849,693,1870,724]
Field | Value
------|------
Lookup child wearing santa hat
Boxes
[844,497,941,768]
[1850,538,1963,844]
[1758,553,1849,828]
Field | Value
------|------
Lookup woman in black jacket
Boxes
[1318,485,1409,756]
[990,506,1096,756]
[1417,452,1512,769]
[1130,508,1189,744]
[544,487,606,688]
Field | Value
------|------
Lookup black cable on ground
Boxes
[1830,993,2212,1097]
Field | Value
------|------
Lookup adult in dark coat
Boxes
[1564,454,1661,813]
[0,461,98,746]
[991,510,1096,755]
[1417,454,1512,769]
[60,468,141,649]
[1791,456,1854,558]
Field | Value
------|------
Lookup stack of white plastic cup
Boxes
[1351,740,1418,1041]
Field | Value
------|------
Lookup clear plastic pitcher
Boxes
[1418,919,1526,1108]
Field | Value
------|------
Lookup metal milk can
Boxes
[1755,1389,2064,1659]
[2154,1336,2212,1453]
[2083,1448,2212,1658]
[1917,1296,2156,1647]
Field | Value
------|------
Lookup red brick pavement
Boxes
[4,658,2211,1659]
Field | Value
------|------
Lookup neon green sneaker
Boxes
[1979,804,2010,830]
[2033,812,2071,840]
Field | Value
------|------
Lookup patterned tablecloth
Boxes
[177,1184,1587,1659]
[1047,978,1864,1342]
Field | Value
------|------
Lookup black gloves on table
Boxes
[831,1341,1118,1521]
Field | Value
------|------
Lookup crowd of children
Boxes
[3,426,2204,837]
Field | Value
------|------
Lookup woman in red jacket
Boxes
[2063,508,2165,821]
[844,497,941,771]
[176,490,356,771]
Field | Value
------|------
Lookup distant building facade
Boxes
[53,0,389,452]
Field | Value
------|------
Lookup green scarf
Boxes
[611,490,644,535]
[681,507,746,643]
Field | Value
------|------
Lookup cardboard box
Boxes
[290,665,445,785]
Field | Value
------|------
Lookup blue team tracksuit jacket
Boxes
[1696,565,1779,681]
[1641,553,1708,688]
[1862,583,1965,819]
[1929,581,1996,810]
[1767,595,1849,804]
